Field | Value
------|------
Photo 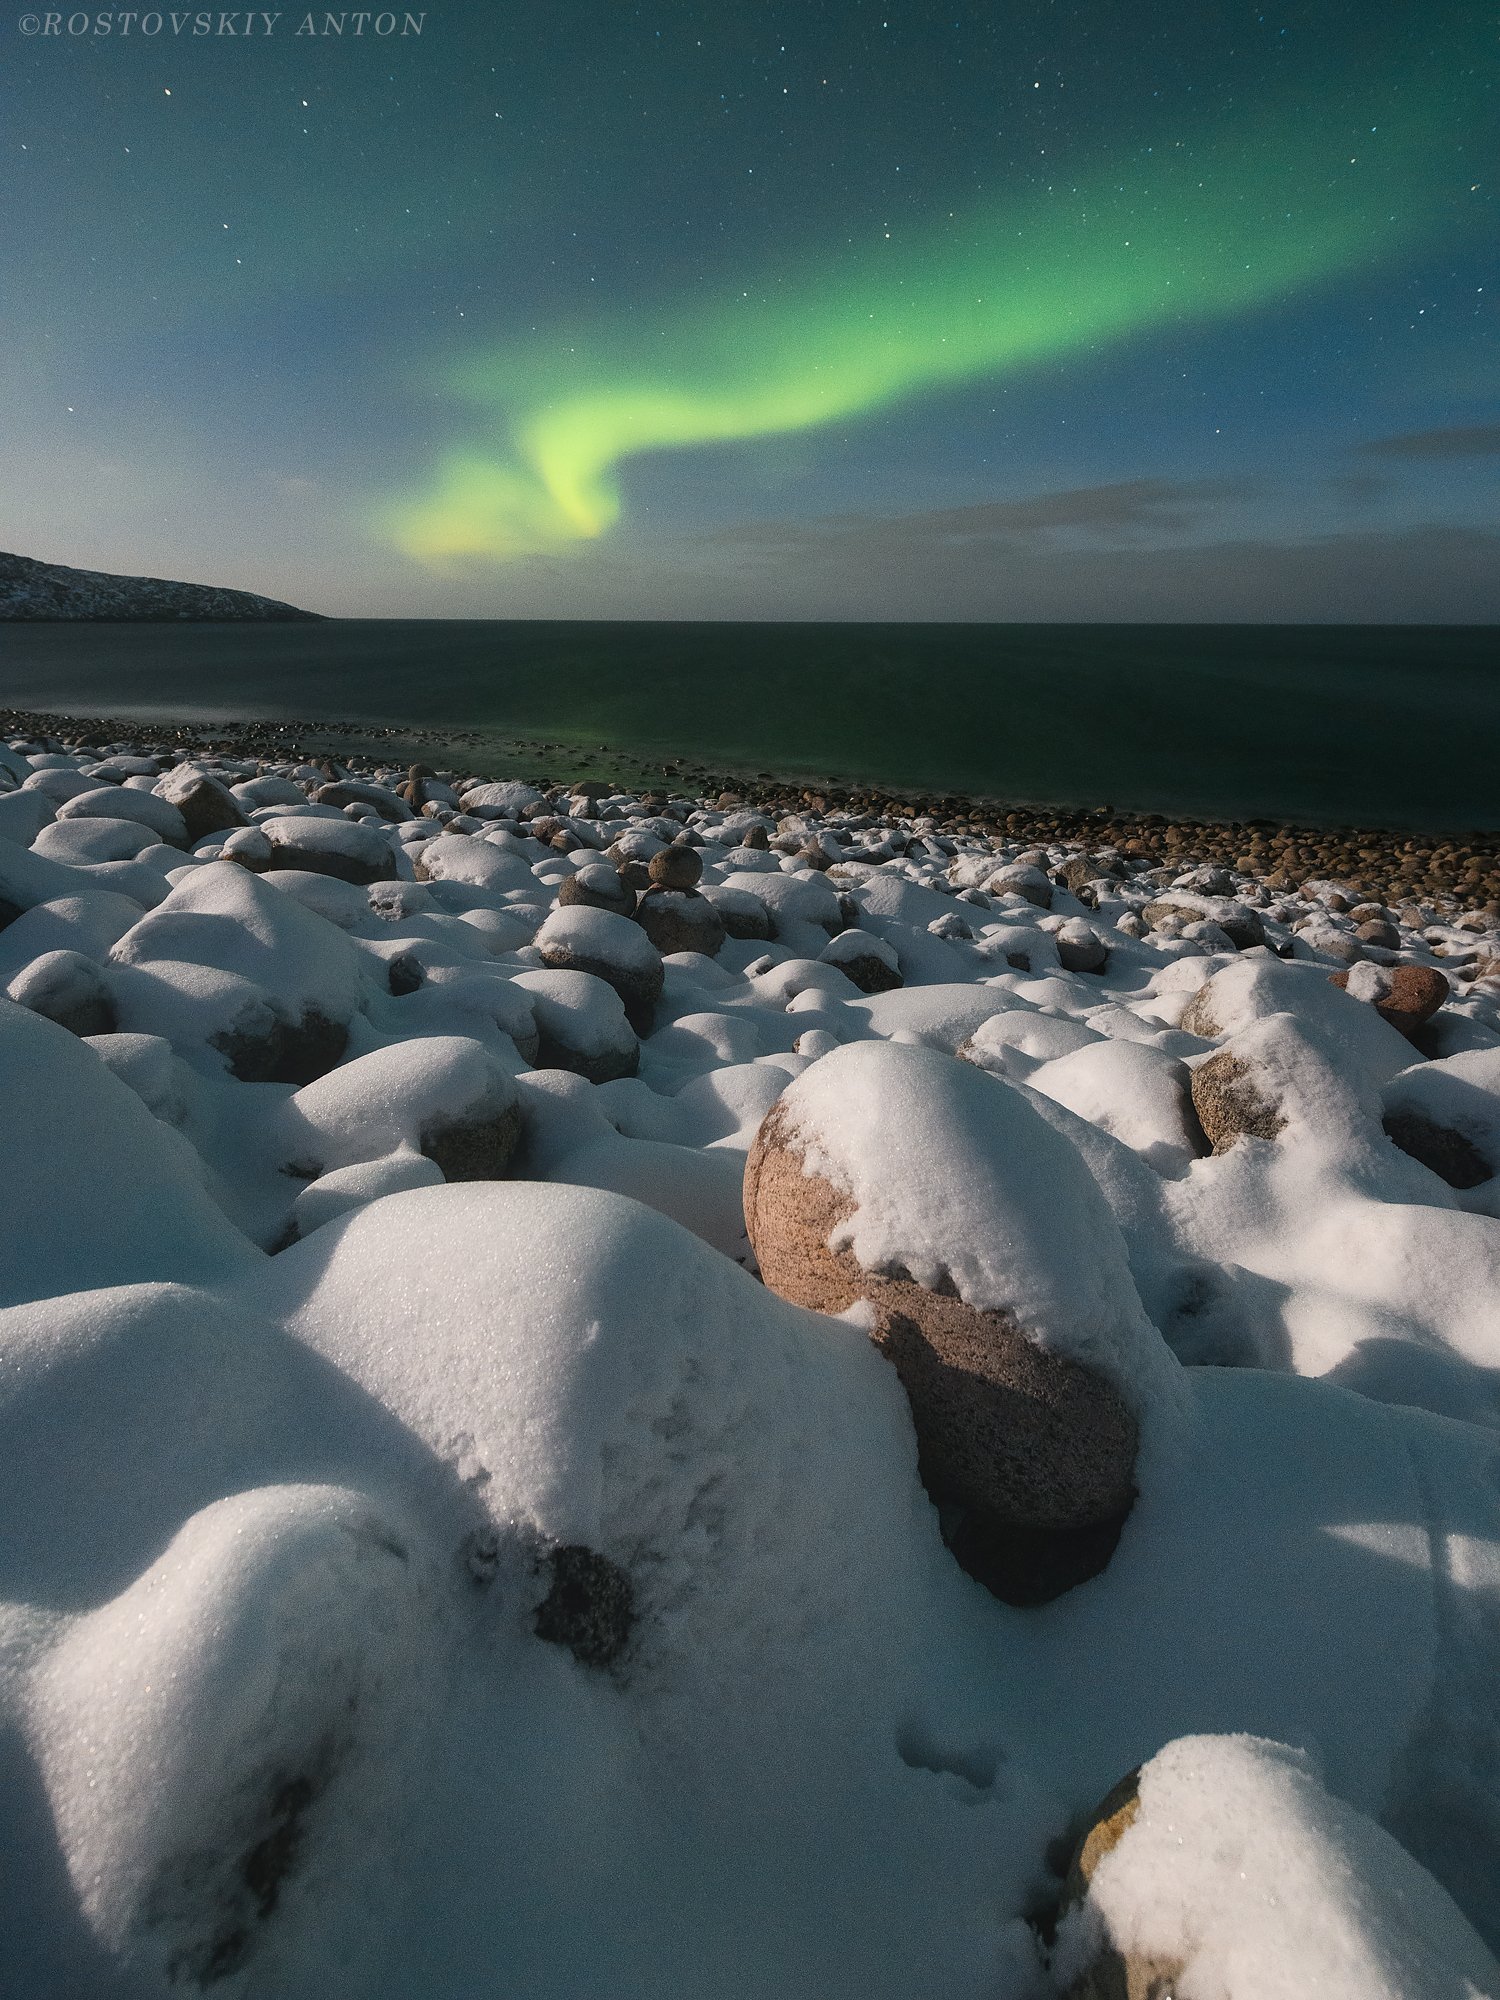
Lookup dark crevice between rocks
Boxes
[533,1543,635,1670]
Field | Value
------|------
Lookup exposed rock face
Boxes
[647,843,703,890]
[211,1008,349,1087]
[818,928,903,994]
[1143,894,1265,950]
[313,780,412,822]
[1060,1768,1185,2000]
[535,905,665,1028]
[742,1099,1139,1605]
[1189,1051,1288,1152]
[260,817,399,887]
[533,1544,635,1669]
[987,862,1053,908]
[1383,1107,1492,1189]
[1055,919,1108,975]
[700,884,774,941]
[557,863,636,918]
[419,1102,524,1182]
[0,550,320,621]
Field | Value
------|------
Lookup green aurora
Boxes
[386,74,1484,565]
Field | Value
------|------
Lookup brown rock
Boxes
[743,1104,1138,1604]
[401,763,434,810]
[1177,984,1221,1039]
[313,781,411,822]
[835,950,903,995]
[155,765,250,844]
[700,885,773,941]
[1329,962,1449,1040]
[1055,920,1108,975]
[634,886,726,958]
[648,842,703,890]
[1189,1052,1287,1152]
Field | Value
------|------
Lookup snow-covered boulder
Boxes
[281,1036,523,1182]
[511,967,640,1082]
[743,1041,1183,1602]
[1055,1735,1500,2000]
[633,885,726,958]
[108,862,374,1082]
[259,814,399,886]
[56,785,189,848]
[535,904,664,1025]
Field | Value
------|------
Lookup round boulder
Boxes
[1330,960,1449,1041]
[699,884,773,941]
[648,842,703,890]
[6,949,117,1038]
[742,1042,1164,1603]
[1054,918,1108,975]
[154,765,249,843]
[986,862,1053,908]
[634,886,726,959]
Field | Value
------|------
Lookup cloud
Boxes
[710,478,1247,553]
[1354,424,1500,460]
[662,520,1500,623]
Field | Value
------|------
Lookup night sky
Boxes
[4,1,1496,619]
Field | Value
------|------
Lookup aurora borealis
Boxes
[4,1,1496,617]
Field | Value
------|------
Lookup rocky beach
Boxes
[3,705,1500,1997]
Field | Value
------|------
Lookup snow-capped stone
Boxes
[511,967,641,1082]
[258,814,399,886]
[536,905,665,1024]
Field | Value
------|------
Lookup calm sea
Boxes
[0,620,1495,830]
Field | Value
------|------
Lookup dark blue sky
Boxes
[3,0,1496,617]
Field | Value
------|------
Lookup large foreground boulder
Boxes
[1054,1735,1500,2000]
[743,1041,1179,1603]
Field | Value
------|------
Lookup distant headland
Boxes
[0,550,322,622]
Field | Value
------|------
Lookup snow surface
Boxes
[3,740,1500,1995]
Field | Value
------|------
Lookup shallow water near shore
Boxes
[1,619,1495,829]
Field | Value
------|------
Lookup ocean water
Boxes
[0,620,1495,830]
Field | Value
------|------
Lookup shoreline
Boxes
[5,701,1498,919]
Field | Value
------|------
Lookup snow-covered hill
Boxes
[0,550,321,621]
